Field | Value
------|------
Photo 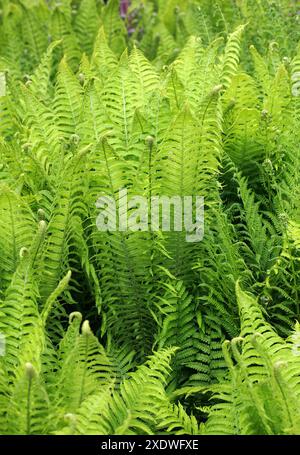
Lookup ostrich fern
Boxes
[0,0,299,435]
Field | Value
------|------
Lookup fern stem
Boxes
[79,323,90,406]
[25,365,35,435]
[26,378,32,435]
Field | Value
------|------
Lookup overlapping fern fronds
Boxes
[0,0,300,436]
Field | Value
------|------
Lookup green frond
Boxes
[157,279,197,384]
[54,57,83,139]
[91,27,119,81]
[102,0,127,56]
[74,0,100,56]
[39,146,90,302]
[0,185,36,293]
[157,401,200,435]
[221,24,245,89]
[28,40,61,102]
[0,221,46,380]
[6,363,51,434]
[0,0,299,436]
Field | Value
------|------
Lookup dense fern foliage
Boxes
[0,0,300,435]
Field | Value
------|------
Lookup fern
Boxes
[0,0,299,436]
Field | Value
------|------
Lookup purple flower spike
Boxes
[120,0,130,19]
